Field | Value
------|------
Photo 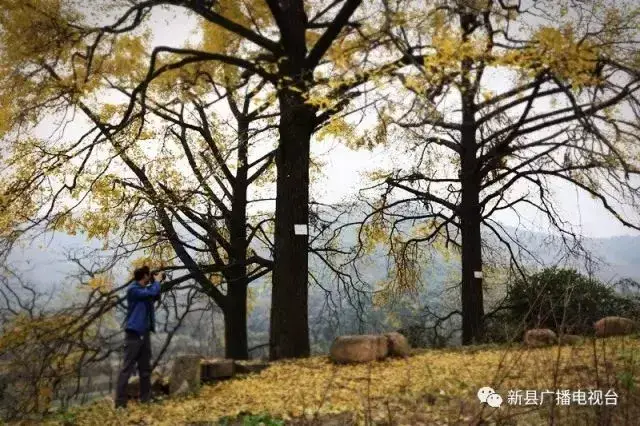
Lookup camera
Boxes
[151,270,167,282]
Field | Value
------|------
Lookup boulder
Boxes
[169,355,201,397]
[558,334,582,345]
[594,316,637,337]
[234,360,271,375]
[172,379,191,397]
[524,328,558,347]
[385,332,411,357]
[201,358,235,382]
[329,335,388,364]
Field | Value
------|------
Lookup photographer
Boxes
[115,266,165,409]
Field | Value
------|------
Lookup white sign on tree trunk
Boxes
[474,271,483,279]
[294,224,308,235]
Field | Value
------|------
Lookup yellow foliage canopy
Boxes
[394,2,635,100]
[497,26,600,87]
[1,313,73,351]
[0,310,103,416]
[86,273,113,293]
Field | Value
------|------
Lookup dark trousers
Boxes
[115,330,152,408]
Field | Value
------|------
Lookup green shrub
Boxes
[218,413,284,426]
[488,268,640,341]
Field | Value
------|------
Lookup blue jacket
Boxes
[124,280,161,335]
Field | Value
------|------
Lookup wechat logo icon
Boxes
[478,386,503,408]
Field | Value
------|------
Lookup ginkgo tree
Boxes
[356,0,640,344]
[0,0,284,359]
[0,0,402,359]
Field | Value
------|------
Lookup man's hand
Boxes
[153,271,166,283]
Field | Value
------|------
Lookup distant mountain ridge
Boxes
[583,235,640,281]
[488,227,640,282]
[6,227,640,289]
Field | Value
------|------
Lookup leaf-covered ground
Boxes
[44,337,640,425]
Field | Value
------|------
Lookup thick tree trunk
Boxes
[457,11,485,344]
[223,118,250,360]
[223,282,248,359]
[460,180,484,345]
[269,92,314,360]
[268,0,314,361]
[459,83,485,345]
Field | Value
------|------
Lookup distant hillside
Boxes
[8,226,639,288]
[485,227,640,282]
[583,235,640,281]
[6,227,640,349]
[244,227,640,351]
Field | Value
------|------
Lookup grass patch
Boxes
[217,413,285,426]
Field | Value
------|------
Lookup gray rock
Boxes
[594,316,637,337]
[524,328,558,347]
[558,334,582,345]
[329,335,388,364]
[385,332,411,357]
[169,355,201,396]
[201,358,235,382]
[172,379,190,397]
[234,360,270,375]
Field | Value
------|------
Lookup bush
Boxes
[397,324,448,348]
[488,268,640,341]
[218,413,285,426]
[0,312,106,420]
